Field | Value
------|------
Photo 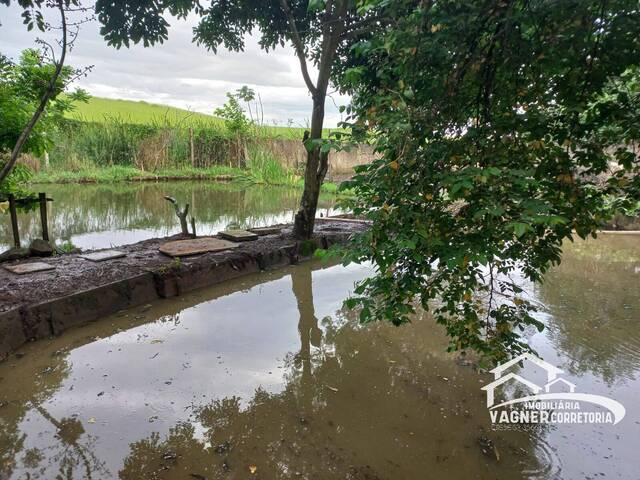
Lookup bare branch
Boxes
[164,196,191,236]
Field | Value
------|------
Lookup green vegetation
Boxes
[65,96,315,139]
[29,161,342,194]
[66,96,223,126]
[47,117,234,170]
[31,90,346,191]
[0,49,88,195]
[236,148,296,187]
[30,165,240,184]
[32,116,312,188]
[54,240,79,254]
[338,0,640,363]
[0,163,33,199]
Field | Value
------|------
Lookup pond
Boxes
[0,234,638,479]
[0,182,342,252]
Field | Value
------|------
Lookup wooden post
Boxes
[189,127,195,167]
[39,192,49,241]
[7,194,20,248]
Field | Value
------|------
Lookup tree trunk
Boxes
[281,0,347,240]
[293,94,329,239]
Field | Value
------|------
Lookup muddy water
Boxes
[0,182,340,251]
[0,234,639,479]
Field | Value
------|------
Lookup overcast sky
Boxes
[0,4,348,127]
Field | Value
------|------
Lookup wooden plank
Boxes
[80,250,127,262]
[5,262,55,275]
[219,229,259,242]
[159,237,240,257]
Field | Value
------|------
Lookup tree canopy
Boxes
[0,49,86,157]
[0,0,90,188]
[0,49,87,197]
[338,0,640,362]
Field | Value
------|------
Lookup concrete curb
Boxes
[0,232,349,361]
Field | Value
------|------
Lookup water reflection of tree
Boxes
[0,355,108,479]
[119,267,540,480]
[32,405,110,479]
[289,266,323,404]
[1,182,339,249]
[538,237,640,384]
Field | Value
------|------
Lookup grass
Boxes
[66,96,224,126]
[64,96,328,139]
[30,96,350,193]
[29,164,343,193]
[237,148,298,186]
[31,165,242,184]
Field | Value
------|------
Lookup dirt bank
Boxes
[0,220,367,361]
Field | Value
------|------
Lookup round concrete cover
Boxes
[159,238,240,257]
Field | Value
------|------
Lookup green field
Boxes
[66,96,224,126]
[65,96,311,138]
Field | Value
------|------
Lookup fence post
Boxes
[8,194,20,248]
[189,127,195,167]
[39,192,49,241]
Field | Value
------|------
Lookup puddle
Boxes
[1,234,639,479]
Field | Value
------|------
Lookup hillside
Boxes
[65,96,223,126]
[64,96,309,138]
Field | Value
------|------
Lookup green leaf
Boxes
[307,0,325,12]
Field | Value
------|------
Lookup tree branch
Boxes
[0,0,68,186]
[315,0,348,96]
[279,0,318,96]
[164,195,190,236]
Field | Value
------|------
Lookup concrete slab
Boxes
[4,262,55,275]
[248,226,282,236]
[80,250,127,262]
[0,221,367,359]
[219,229,259,242]
[159,237,240,257]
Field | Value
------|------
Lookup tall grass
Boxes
[49,118,238,171]
[35,116,346,191]
[237,147,298,186]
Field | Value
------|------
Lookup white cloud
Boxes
[0,5,348,127]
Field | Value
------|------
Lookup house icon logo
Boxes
[481,353,626,427]
[482,352,563,407]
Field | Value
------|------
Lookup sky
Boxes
[0,4,348,127]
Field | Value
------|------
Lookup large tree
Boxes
[337,0,640,362]
[95,0,379,239]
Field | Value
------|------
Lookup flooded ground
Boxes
[0,234,638,479]
[0,182,341,251]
